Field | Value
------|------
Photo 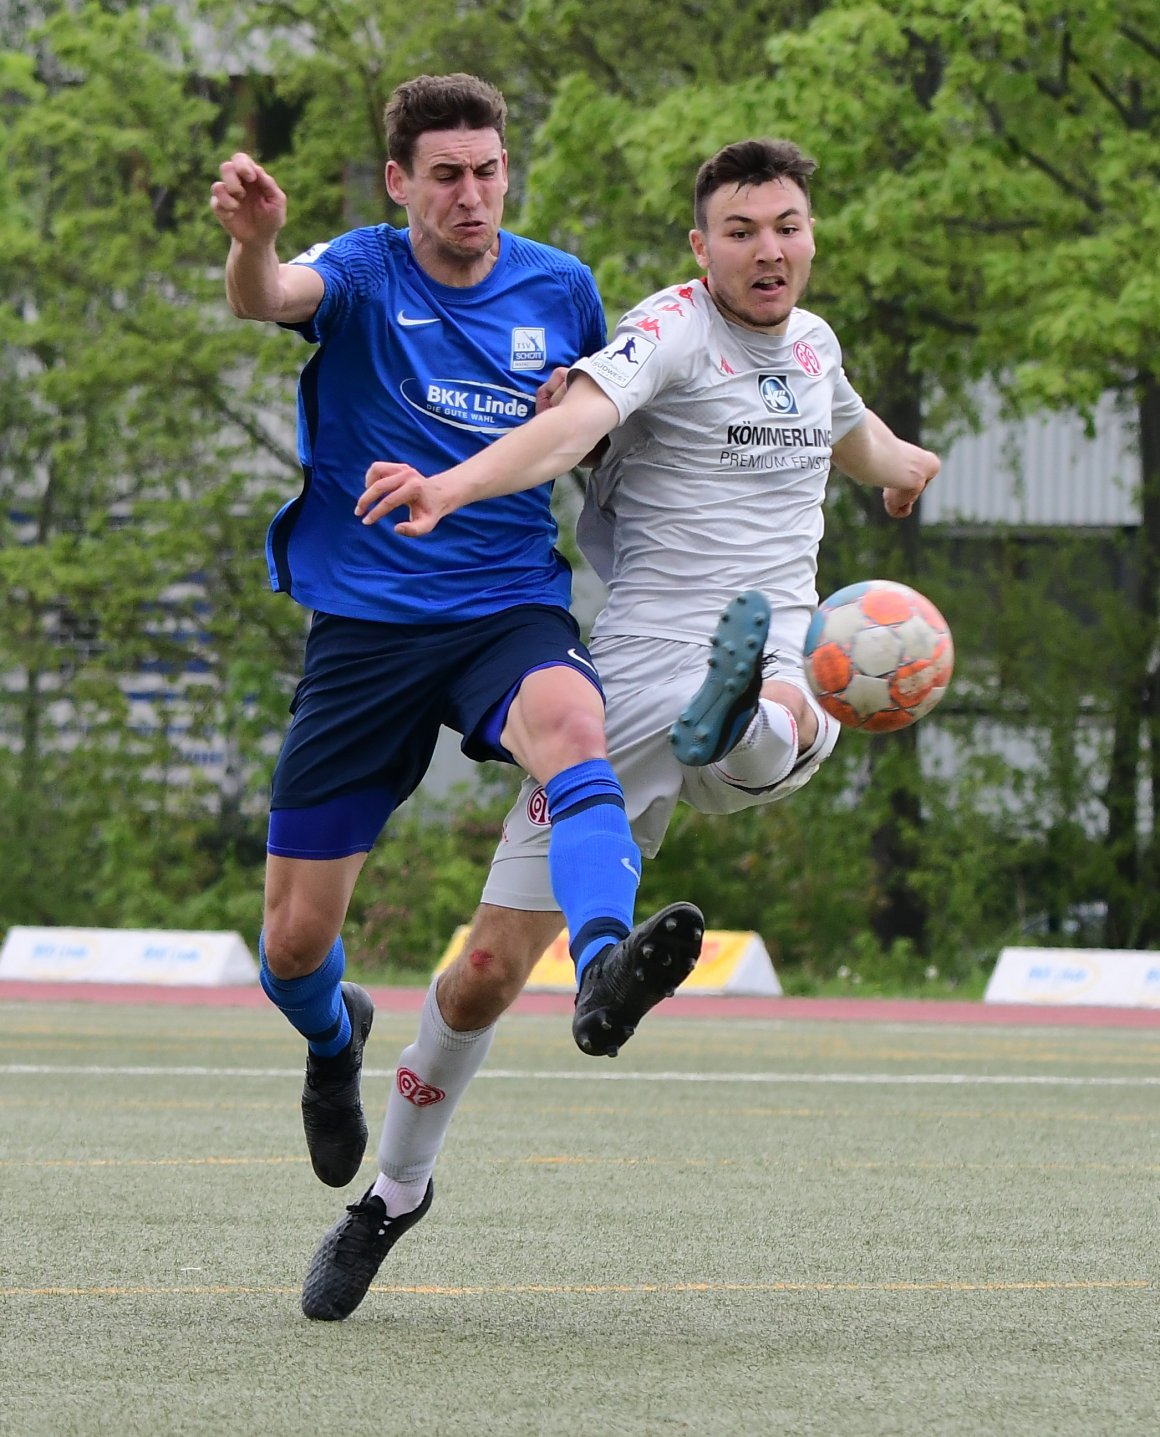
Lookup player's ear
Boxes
[689,229,708,271]
[385,159,408,206]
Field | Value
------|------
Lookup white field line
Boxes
[1,1064,1159,1087]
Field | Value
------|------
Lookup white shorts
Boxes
[480,633,840,911]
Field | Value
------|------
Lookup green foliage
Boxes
[1,0,1157,981]
[0,2,305,935]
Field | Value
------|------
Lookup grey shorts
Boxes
[481,633,839,911]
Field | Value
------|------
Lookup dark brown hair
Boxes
[384,73,507,172]
[693,139,817,231]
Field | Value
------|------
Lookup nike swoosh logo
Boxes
[397,310,440,328]
[621,857,641,880]
[567,647,598,673]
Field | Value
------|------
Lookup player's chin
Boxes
[448,228,495,257]
[743,303,792,330]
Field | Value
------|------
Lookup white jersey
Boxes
[573,278,866,656]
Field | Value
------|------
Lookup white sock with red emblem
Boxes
[372,977,496,1217]
[709,698,800,791]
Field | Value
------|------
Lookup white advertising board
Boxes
[0,926,258,987]
[984,947,1160,1008]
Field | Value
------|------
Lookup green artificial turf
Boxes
[1,1001,1157,1435]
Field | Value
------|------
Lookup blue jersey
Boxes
[267,225,606,623]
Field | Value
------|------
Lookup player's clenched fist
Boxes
[883,445,940,520]
[210,152,287,245]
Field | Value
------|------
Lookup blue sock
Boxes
[545,759,641,979]
[259,932,352,1057]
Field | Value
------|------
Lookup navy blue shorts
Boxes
[267,604,602,860]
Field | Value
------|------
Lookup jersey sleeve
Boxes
[570,264,607,357]
[570,292,700,422]
[821,323,867,442]
[281,229,382,344]
[831,367,867,443]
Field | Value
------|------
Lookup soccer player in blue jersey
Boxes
[209,74,703,1220]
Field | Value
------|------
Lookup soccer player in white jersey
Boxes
[300,139,939,1320]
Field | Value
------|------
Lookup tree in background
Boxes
[944,0,1160,944]
[0,4,304,929]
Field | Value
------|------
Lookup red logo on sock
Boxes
[396,1066,446,1106]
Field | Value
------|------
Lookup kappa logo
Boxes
[511,326,547,371]
[757,373,800,417]
[396,1067,446,1107]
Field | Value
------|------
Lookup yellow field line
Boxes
[0,1156,307,1168]
[524,1155,1160,1173]
[0,1279,1151,1299]
[3,1152,1157,1174]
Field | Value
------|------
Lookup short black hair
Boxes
[384,73,507,172]
[693,139,817,231]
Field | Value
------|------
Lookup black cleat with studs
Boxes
[572,902,705,1057]
[301,981,375,1188]
[301,1180,434,1321]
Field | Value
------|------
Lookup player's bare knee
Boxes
[437,908,559,1028]
[261,901,340,980]
[437,951,523,1028]
[504,667,608,776]
[551,705,607,764]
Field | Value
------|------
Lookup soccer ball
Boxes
[803,579,953,732]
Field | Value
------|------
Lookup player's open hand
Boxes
[358,463,451,536]
[883,445,940,520]
[210,153,287,245]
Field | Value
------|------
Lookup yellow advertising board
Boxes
[434,926,780,996]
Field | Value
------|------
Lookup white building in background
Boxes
[923,388,1139,529]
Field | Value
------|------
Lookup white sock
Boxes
[373,978,496,1217]
[709,698,799,791]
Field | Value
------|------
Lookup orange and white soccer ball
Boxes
[803,580,953,732]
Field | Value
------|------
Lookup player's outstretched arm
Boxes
[357,375,620,535]
[210,151,323,325]
[831,410,940,520]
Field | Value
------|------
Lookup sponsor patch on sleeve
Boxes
[585,333,657,389]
